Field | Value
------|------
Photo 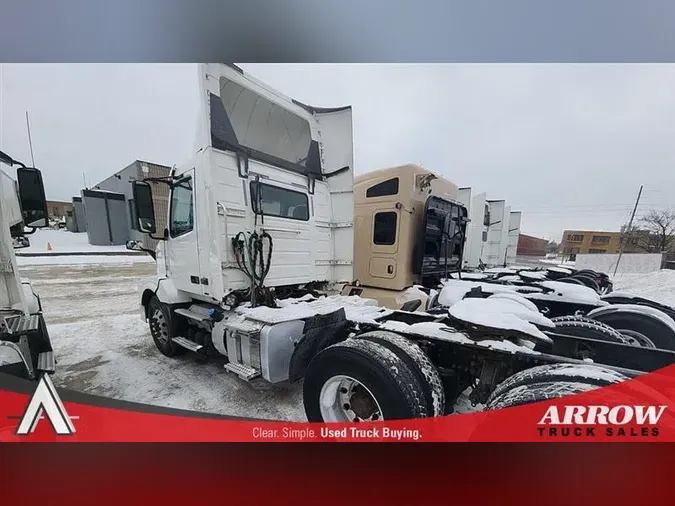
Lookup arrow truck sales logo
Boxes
[537,405,668,438]
[14,374,76,436]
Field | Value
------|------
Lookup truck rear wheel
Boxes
[588,310,675,351]
[551,319,628,344]
[487,381,599,410]
[303,339,429,422]
[355,330,445,416]
[487,363,629,407]
[147,296,186,357]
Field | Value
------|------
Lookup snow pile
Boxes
[377,319,540,355]
[380,320,473,344]
[526,280,606,305]
[448,298,553,342]
[547,266,574,274]
[397,285,428,306]
[487,292,540,313]
[612,270,675,307]
[519,270,547,281]
[539,258,576,267]
[239,295,391,324]
[438,279,519,306]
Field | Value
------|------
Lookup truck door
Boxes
[369,208,400,279]
[166,168,203,295]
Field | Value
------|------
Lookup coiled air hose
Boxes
[232,175,274,307]
[232,230,274,307]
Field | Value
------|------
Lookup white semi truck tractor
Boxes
[129,64,673,423]
[0,149,55,380]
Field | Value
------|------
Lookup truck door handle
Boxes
[387,265,394,274]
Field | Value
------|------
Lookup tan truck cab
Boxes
[341,164,468,310]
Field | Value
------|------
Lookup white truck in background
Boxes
[0,150,56,380]
[128,64,674,423]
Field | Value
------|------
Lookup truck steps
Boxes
[174,308,211,323]
[171,336,204,352]
[3,314,40,334]
[37,351,55,373]
[224,361,260,381]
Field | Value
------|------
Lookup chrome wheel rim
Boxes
[618,329,656,349]
[319,375,383,423]
[150,308,170,344]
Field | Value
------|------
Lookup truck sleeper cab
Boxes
[341,164,469,311]
[131,63,356,380]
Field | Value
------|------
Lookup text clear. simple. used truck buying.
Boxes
[128,64,675,423]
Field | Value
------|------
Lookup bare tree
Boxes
[622,209,675,254]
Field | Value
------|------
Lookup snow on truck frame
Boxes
[129,64,675,423]
[0,150,56,381]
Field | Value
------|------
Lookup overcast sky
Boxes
[2,63,675,241]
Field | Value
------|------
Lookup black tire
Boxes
[556,277,586,286]
[303,339,428,422]
[552,320,628,344]
[487,363,629,406]
[147,296,187,357]
[589,310,675,351]
[550,315,620,333]
[487,381,600,410]
[356,331,445,417]
[570,275,600,292]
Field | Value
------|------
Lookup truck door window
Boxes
[373,211,397,245]
[366,177,399,198]
[250,181,309,221]
[170,177,194,237]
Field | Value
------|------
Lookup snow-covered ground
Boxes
[16,229,153,267]
[612,269,675,307]
[19,262,306,421]
[20,229,129,254]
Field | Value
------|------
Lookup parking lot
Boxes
[19,260,307,421]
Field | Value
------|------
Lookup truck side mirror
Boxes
[132,180,157,234]
[16,167,49,228]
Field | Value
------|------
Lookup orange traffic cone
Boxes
[47,242,53,251]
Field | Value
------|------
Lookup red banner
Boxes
[3,364,675,442]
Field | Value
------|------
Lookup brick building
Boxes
[517,234,549,256]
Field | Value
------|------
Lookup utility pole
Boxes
[613,185,643,276]
[25,111,36,167]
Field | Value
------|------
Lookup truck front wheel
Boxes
[147,296,186,357]
[303,339,429,422]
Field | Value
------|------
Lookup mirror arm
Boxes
[137,247,157,260]
[141,176,175,187]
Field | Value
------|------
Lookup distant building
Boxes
[517,234,549,257]
[83,160,171,248]
[559,229,642,258]
[46,200,73,221]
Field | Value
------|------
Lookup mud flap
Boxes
[288,308,350,383]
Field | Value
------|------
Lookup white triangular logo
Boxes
[16,374,75,435]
